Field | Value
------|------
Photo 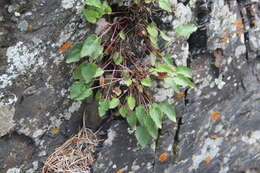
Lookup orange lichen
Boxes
[51,128,60,134]
[210,135,218,140]
[233,20,244,28]
[159,152,168,163]
[210,112,221,121]
[116,169,123,173]
[59,41,73,51]
[203,156,212,164]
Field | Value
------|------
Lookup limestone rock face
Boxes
[0,0,260,173]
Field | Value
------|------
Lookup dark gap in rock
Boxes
[240,79,247,91]
[187,0,210,55]
[184,89,189,106]
[177,0,190,6]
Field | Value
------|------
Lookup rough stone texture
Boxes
[0,0,96,172]
[0,0,260,173]
[93,0,260,173]
[0,104,15,137]
[93,121,155,173]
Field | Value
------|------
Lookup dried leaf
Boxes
[210,112,221,121]
[203,156,212,164]
[59,41,73,51]
[157,72,168,79]
[210,135,218,140]
[51,128,60,134]
[113,87,122,96]
[99,76,105,88]
[159,152,168,162]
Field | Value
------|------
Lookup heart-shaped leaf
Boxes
[109,97,120,109]
[135,126,152,148]
[127,96,136,110]
[81,63,97,83]
[160,102,176,122]
[66,43,83,63]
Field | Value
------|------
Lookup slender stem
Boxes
[94,78,123,81]
[106,69,116,99]
[90,79,122,90]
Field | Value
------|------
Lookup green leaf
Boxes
[126,111,137,129]
[69,82,93,100]
[109,98,120,109]
[176,24,198,37]
[164,77,180,93]
[98,99,109,117]
[80,34,103,59]
[85,0,102,8]
[113,55,123,65]
[101,2,112,14]
[119,105,128,117]
[72,65,84,81]
[135,105,146,126]
[94,67,104,77]
[149,104,163,129]
[66,43,83,63]
[160,30,171,41]
[135,126,152,148]
[158,0,172,12]
[160,102,176,122]
[69,82,84,99]
[162,53,173,65]
[144,115,158,139]
[83,9,99,24]
[81,63,97,83]
[155,63,176,74]
[141,77,152,87]
[119,31,126,40]
[76,88,93,101]
[176,66,192,78]
[95,91,102,101]
[150,36,159,49]
[173,74,196,88]
[127,96,136,110]
[145,0,152,3]
[147,23,158,38]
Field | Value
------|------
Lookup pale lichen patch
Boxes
[0,104,15,137]
[0,41,45,89]
[189,137,223,171]
[104,129,117,146]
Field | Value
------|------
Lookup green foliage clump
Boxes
[66,0,197,147]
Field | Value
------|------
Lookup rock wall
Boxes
[0,0,260,173]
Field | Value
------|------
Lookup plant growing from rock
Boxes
[66,0,197,147]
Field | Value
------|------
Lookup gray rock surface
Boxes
[0,0,260,173]
[93,0,260,173]
[0,0,96,172]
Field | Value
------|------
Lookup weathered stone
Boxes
[93,121,155,173]
[0,0,260,172]
[0,104,15,137]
